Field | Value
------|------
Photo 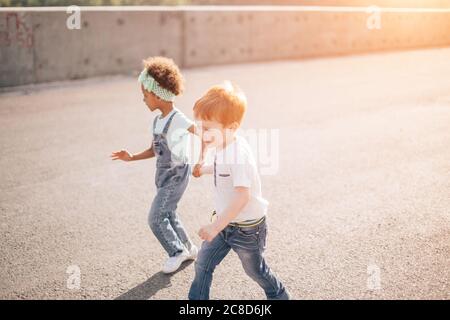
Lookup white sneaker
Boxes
[187,245,198,260]
[162,250,190,274]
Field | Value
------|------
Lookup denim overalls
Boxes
[148,111,192,257]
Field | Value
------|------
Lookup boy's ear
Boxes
[227,122,239,130]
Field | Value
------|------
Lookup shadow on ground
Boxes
[115,261,194,300]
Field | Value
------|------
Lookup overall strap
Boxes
[162,110,178,135]
[152,115,159,133]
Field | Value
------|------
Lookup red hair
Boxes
[193,81,247,127]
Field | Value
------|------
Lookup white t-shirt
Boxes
[150,108,194,163]
[212,136,269,223]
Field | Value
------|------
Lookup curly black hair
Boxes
[142,56,184,96]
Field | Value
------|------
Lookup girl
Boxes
[111,56,198,274]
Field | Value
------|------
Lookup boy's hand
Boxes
[110,149,133,162]
[192,163,203,178]
[198,224,220,242]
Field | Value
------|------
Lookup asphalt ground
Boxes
[1,47,449,299]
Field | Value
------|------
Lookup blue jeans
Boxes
[188,220,289,300]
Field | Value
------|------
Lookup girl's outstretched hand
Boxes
[110,149,133,162]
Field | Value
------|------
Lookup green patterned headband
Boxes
[138,69,176,102]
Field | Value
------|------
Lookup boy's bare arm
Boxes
[187,124,198,135]
[200,165,213,175]
[192,141,211,177]
[192,138,212,177]
[213,187,250,231]
[198,187,250,242]
[193,164,213,177]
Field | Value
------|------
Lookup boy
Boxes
[188,81,289,300]
[111,56,197,274]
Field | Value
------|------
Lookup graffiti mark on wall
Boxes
[0,13,34,49]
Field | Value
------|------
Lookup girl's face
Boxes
[141,85,159,111]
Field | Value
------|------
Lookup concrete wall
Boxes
[193,1,450,7]
[1,6,450,87]
[0,8,183,86]
[182,8,450,67]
